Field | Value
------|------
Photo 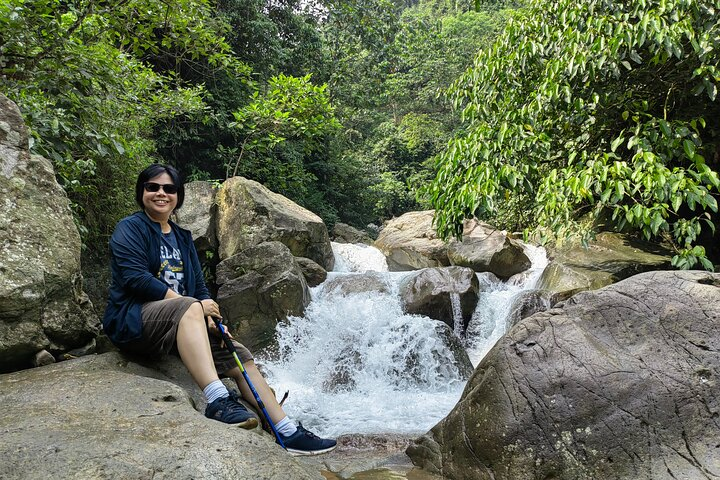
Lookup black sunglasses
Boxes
[144,182,178,194]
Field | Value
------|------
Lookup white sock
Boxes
[276,416,297,437]
[203,380,229,404]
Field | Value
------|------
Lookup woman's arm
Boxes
[110,219,169,301]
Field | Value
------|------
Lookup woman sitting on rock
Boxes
[102,163,336,456]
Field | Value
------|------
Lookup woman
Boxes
[103,163,336,455]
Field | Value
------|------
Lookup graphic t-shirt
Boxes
[158,229,185,295]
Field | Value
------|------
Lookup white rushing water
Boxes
[465,244,548,366]
[259,241,547,438]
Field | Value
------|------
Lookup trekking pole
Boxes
[211,317,286,449]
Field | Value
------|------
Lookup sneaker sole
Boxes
[236,417,259,430]
[285,444,338,456]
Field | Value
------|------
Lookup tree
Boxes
[0,0,240,241]
[227,74,342,214]
[322,0,514,223]
[427,0,720,269]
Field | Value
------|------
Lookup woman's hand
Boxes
[206,316,233,348]
[200,298,221,319]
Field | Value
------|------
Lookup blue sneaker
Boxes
[280,424,337,456]
[205,392,258,429]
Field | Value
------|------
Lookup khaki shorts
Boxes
[121,297,253,375]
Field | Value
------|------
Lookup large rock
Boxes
[399,267,480,332]
[375,211,531,278]
[295,257,327,287]
[0,352,321,479]
[407,270,720,480]
[0,94,97,373]
[331,222,373,245]
[447,220,531,279]
[505,289,551,329]
[538,232,673,303]
[374,211,449,271]
[174,180,218,253]
[322,272,390,296]
[216,177,334,270]
[216,242,310,352]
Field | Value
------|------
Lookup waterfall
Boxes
[450,293,464,339]
[259,241,547,438]
[465,244,548,366]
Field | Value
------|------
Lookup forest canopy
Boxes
[427,0,720,269]
[1,0,512,244]
[2,0,717,270]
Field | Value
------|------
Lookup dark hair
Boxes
[135,163,185,211]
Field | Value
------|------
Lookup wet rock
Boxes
[295,257,328,287]
[323,272,390,296]
[506,289,551,328]
[216,241,309,351]
[322,347,362,393]
[408,270,720,480]
[537,232,672,303]
[432,323,473,380]
[399,267,479,332]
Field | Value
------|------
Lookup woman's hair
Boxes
[135,163,185,211]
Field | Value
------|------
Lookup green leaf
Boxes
[699,256,715,271]
[611,136,624,152]
[672,195,682,212]
[659,120,671,136]
[683,140,696,159]
[650,212,663,235]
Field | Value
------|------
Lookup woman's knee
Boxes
[180,301,204,323]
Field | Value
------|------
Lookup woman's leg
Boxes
[225,361,285,423]
[176,302,219,389]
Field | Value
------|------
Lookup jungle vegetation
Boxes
[1,0,718,268]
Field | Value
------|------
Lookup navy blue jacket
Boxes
[102,211,210,345]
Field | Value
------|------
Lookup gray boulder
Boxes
[0,352,321,479]
[322,272,390,296]
[375,211,531,278]
[174,180,218,254]
[399,267,479,332]
[216,242,310,352]
[216,177,334,270]
[0,94,98,373]
[447,220,531,279]
[295,257,327,287]
[407,270,720,480]
[433,322,474,380]
[506,289,551,329]
[538,232,672,303]
[331,222,373,245]
[374,211,449,271]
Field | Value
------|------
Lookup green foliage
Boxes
[323,0,513,224]
[0,0,239,242]
[227,74,342,208]
[427,0,720,269]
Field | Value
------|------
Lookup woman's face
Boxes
[142,172,177,220]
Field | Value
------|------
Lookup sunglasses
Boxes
[144,182,179,194]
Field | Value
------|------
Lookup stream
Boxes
[259,241,548,440]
